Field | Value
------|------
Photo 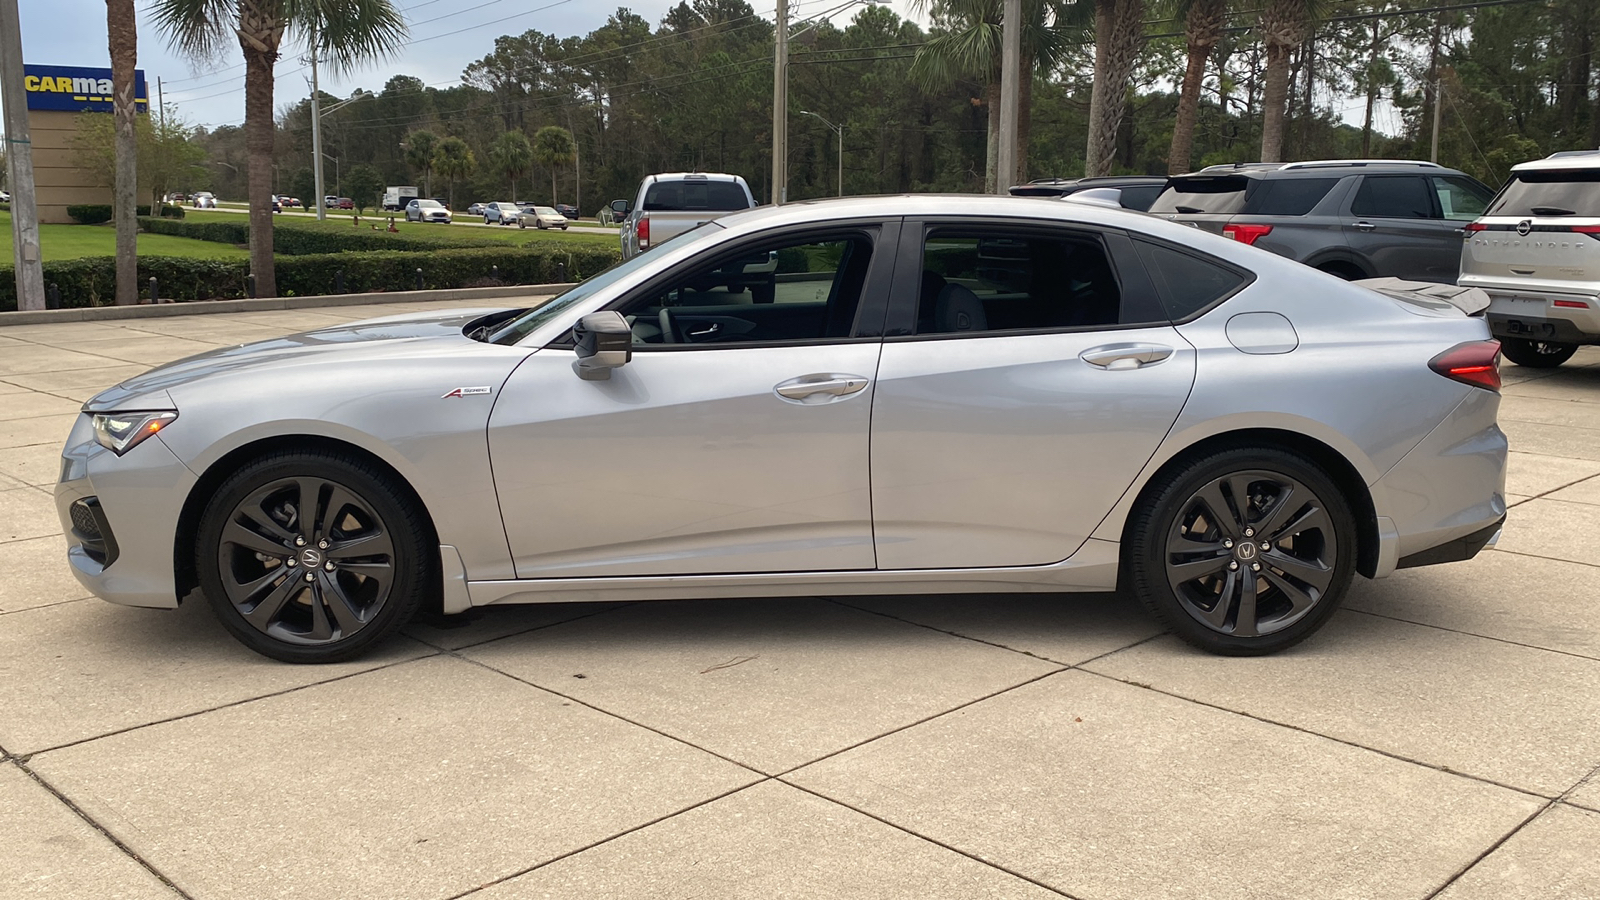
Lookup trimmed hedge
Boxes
[69,205,184,224]
[139,216,500,254]
[0,244,619,312]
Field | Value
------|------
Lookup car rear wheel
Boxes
[1126,447,1356,655]
[1500,338,1577,368]
[196,451,432,663]
[1315,262,1366,281]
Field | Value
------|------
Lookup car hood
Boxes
[85,307,514,411]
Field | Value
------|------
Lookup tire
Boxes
[519,219,527,229]
[195,450,433,663]
[1125,447,1357,655]
[1500,338,1578,368]
[1315,262,1365,281]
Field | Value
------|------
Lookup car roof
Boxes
[1187,159,1453,178]
[1511,150,1600,173]
[715,194,1174,237]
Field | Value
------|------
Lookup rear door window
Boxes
[643,181,751,212]
[1241,178,1339,216]
[1432,175,1494,221]
[1351,175,1437,219]
[1148,176,1251,215]
[1485,170,1600,217]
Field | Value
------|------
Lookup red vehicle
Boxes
[337,197,354,210]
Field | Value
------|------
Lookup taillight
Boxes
[1553,299,1589,309]
[1429,340,1502,392]
[637,216,650,249]
[1463,222,1487,234]
[1222,223,1273,245]
[1572,224,1600,237]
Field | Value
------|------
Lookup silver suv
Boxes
[1459,151,1600,368]
[1150,160,1495,283]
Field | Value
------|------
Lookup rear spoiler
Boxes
[1356,277,1491,317]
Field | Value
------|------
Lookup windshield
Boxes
[418,200,441,208]
[487,222,724,345]
[535,207,557,215]
[1487,170,1600,217]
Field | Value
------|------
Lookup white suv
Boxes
[1460,151,1600,367]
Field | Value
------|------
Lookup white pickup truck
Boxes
[610,173,759,261]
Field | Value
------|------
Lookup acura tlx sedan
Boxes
[56,196,1508,663]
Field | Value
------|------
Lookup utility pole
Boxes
[1431,77,1443,164]
[771,0,787,205]
[995,0,1022,195]
[310,40,326,220]
[0,0,45,310]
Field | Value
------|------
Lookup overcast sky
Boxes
[14,0,925,131]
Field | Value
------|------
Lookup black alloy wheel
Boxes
[1500,338,1577,369]
[197,451,431,663]
[1128,448,1356,655]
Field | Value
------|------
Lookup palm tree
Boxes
[431,136,475,208]
[1166,0,1228,175]
[150,0,406,298]
[107,0,139,306]
[1084,0,1147,177]
[531,126,575,205]
[403,130,438,197]
[1258,0,1318,163]
[910,0,1076,190]
[489,131,533,200]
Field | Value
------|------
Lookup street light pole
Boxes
[996,0,1022,194]
[0,0,45,310]
[771,0,788,205]
[800,111,843,197]
[310,41,325,220]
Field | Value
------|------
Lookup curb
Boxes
[0,283,574,328]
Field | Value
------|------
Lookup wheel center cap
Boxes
[300,548,323,567]
[1234,541,1258,562]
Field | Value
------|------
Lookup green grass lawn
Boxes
[186,209,615,249]
[0,210,249,262]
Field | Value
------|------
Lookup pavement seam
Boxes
[440,779,775,900]
[1490,546,1600,570]
[1072,664,1555,802]
[0,596,95,618]
[400,601,639,654]
[13,759,198,900]
[1345,606,1600,663]
[19,645,446,757]
[775,779,1083,899]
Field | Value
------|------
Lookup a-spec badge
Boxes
[441,386,492,399]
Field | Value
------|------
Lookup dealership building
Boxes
[19,63,148,224]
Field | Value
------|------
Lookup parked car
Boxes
[1009,176,1169,211]
[611,172,758,260]
[1459,150,1600,368]
[483,201,520,225]
[405,198,452,223]
[1148,160,1495,283]
[324,195,339,209]
[466,202,486,216]
[191,192,216,209]
[337,198,354,210]
[518,205,568,230]
[56,195,1506,663]
[555,203,579,219]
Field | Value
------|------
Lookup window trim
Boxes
[881,217,1167,342]
[552,219,899,352]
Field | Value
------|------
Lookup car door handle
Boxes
[1352,221,1377,232]
[1080,343,1174,370]
[774,374,870,402]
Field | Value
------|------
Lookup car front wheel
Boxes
[1500,338,1577,368]
[196,450,432,663]
[1125,447,1356,655]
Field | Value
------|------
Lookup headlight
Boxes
[91,411,178,456]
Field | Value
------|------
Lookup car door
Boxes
[869,220,1197,570]
[1345,174,1463,282]
[488,220,899,579]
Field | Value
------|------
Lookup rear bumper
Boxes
[1396,518,1503,570]
[1486,313,1597,345]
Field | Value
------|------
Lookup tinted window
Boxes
[1432,176,1493,221]
[616,233,875,345]
[1134,240,1248,321]
[1243,178,1338,216]
[642,181,750,212]
[1351,175,1436,219]
[1118,185,1164,211]
[1486,169,1600,217]
[917,230,1128,334]
[1149,176,1251,215]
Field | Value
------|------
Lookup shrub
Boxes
[66,205,113,225]
[139,216,499,254]
[0,244,619,312]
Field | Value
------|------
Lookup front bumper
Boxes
[55,414,197,610]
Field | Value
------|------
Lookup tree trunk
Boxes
[1016,56,1032,184]
[1085,0,1114,176]
[238,1,281,298]
[1258,0,1307,164]
[551,169,558,207]
[1086,0,1145,177]
[984,78,1000,192]
[107,0,138,306]
[1169,0,1224,175]
[1361,20,1380,157]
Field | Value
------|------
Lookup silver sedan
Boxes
[56,195,1508,663]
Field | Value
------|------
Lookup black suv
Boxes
[1148,160,1496,283]
[1009,176,1169,211]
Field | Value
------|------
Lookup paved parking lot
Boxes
[3,302,1600,899]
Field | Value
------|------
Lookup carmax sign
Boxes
[23,64,148,113]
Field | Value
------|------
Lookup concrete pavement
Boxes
[2,304,1599,899]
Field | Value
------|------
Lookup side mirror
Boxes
[572,311,632,381]
[610,199,630,215]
